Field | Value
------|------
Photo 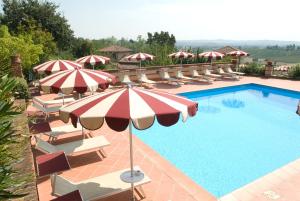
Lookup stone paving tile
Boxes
[30,77,300,201]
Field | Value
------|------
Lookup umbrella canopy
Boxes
[168,51,194,59]
[199,51,224,59]
[227,50,249,57]
[33,60,82,75]
[39,68,117,94]
[60,87,198,130]
[76,55,110,68]
[124,52,154,61]
[59,86,198,200]
[227,50,249,71]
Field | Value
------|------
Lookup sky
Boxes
[34,0,300,41]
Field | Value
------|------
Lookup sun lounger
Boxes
[202,68,222,79]
[188,67,214,84]
[215,68,240,80]
[159,68,181,85]
[34,135,110,156]
[224,66,245,76]
[118,70,137,86]
[32,96,75,118]
[51,166,151,201]
[42,123,87,141]
[136,69,156,84]
[174,67,194,81]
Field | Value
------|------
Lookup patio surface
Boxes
[28,76,300,201]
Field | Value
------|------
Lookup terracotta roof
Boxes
[215,46,239,54]
[99,45,132,53]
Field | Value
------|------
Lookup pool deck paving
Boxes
[28,76,300,201]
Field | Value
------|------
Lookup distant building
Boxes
[99,45,132,61]
[215,46,238,54]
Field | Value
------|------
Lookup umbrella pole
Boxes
[181,58,183,68]
[129,120,135,201]
[140,61,141,69]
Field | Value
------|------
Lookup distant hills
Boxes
[176,40,300,48]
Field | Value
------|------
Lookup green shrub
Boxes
[288,64,300,79]
[13,78,30,100]
[240,63,265,76]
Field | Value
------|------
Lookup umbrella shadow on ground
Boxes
[67,152,105,168]
[198,106,221,114]
[222,98,245,109]
[153,83,181,89]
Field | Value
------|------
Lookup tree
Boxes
[146,31,176,47]
[1,0,74,50]
[71,38,94,58]
[0,25,43,76]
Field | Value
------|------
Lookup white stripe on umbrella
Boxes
[39,69,116,94]
[76,55,110,66]
[33,60,82,74]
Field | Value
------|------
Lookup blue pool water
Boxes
[134,84,300,197]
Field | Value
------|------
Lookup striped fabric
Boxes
[227,50,249,57]
[39,69,117,94]
[199,51,224,59]
[124,52,154,61]
[168,51,194,59]
[60,87,198,131]
[76,55,110,66]
[33,60,82,75]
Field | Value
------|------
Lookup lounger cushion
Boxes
[35,137,57,153]
[55,136,110,155]
[51,175,78,196]
[44,124,83,138]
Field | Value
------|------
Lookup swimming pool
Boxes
[134,84,300,197]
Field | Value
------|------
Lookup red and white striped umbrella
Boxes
[33,60,82,75]
[60,87,198,130]
[199,51,224,59]
[59,86,198,200]
[76,55,110,67]
[124,52,154,61]
[39,69,117,94]
[168,51,194,59]
[227,50,249,57]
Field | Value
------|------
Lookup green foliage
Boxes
[16,20,58,62]
[1,0,74,50]
[13,77,30,99]
[0,75,26,199]
[72,38,94,58]
[245,47,300,63]
[240,63,265,76]
[288,64,300,79]
[147,31,176,47]
[0,25,43,75]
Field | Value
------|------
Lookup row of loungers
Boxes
[33,112,151,200]
[118,65,244,87]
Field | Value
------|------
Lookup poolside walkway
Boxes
[29,76,300,201]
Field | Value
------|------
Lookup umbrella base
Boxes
[120,170,144,183]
